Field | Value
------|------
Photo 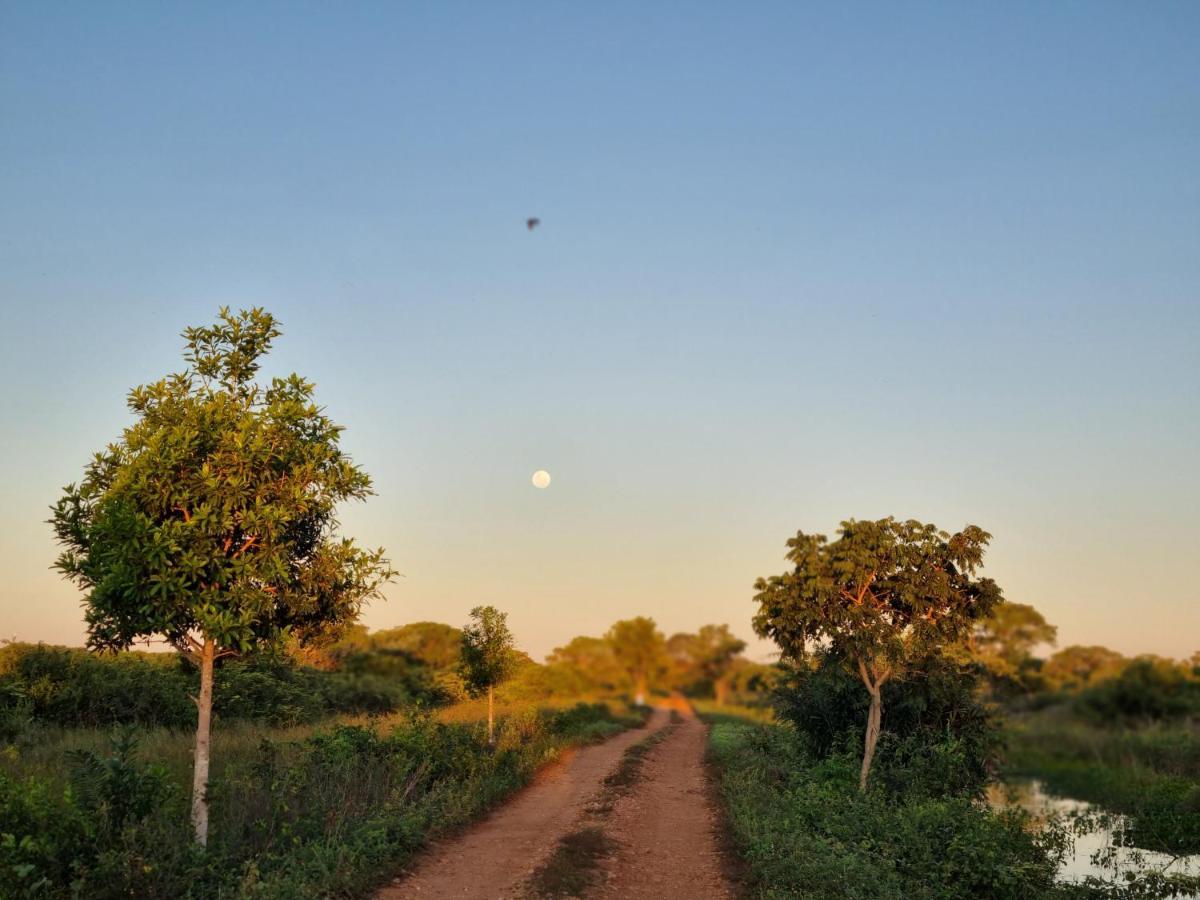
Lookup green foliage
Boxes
[1075,658,1200,725]
[604,617,666,697]
[707,721,1063,899]
[665,624,747,700]
[458,606,517,698]
[753,517,1005,787]
[0,643,442,732]
[773,651,1001,799]
[50,306,394,658]
[753,518,1003,674]
[1006,706,1200,857]
[545,636,626,695]
[0,703,635,898]
[1043,645,1128,692]
[366,622,462,670]
[969,602,1057,697]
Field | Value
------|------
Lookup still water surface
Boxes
[988,779,1199,895]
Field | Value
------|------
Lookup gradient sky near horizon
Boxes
[1,2,1197,662]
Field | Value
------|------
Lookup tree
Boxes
[606,617,666,705]
[50,308,394,845]
[1042,644,1126,691]
[546,635,624,694]
[458,605,517,745]
[667,625,747,704]
[371,622,462,670]
[752,518,1003,791]
[970,602,1057,693]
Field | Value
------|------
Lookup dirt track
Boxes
[378,709,666,899]
[377,701,735,899]
[594,701,733,899]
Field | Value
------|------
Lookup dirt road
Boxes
[377,701,735,899]
[378,710,666,899]
[594,700,733,899]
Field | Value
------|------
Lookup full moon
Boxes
[531,470,551,489]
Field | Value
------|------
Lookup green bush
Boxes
[772,651,1000,798]
[708,722,1063,899]
[1076,659,1200,725]
[0,644,447,732]
[0,702,636,899]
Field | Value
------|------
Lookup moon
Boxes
[531,470,551,489]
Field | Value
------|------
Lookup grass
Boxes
[0,701,645,899]
[706,720,1066,900]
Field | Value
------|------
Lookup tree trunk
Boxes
[714,677,729,706]
[487,684,495,746]
[191,637,216,846]
[635,673,647,706]
[859,685,882,792]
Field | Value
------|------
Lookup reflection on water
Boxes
[988,779,1200,895]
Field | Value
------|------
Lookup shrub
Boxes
[0,701,635,899]
[772,651,1000,798]
[708,722,1063,899]
[1076,659,1200,725]
[0,643,446,733]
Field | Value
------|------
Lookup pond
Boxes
[988,779,1200,896]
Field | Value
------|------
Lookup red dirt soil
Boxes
[377,710,669,899]
[593,698,734,900]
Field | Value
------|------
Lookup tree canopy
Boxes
[752,517,1004,789]
[459,606,517,745]
[51,307,394,657]
[605,617,666,704]
[50,307,394,843]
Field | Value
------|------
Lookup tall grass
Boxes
[1,701,643,899]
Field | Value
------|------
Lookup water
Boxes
[988,779,1200,895]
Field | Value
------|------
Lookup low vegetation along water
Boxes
[989,780,1200,894]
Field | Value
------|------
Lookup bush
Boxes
[0,702,636,898]
[0,644,448,733]
[708,722,1063,899]
[772,651,1000,797]
[1076,659,1200,725]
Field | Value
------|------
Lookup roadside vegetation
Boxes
[0,699,640,898]
[711,517,1200,900]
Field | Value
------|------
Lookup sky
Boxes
[1,2,1197,662]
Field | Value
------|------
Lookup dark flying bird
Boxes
[526,217,540,231]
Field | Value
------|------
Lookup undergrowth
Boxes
[0,702,641,899]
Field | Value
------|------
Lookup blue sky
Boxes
[1,2,1197,660]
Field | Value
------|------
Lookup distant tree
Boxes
[1043,645,1126,691]
[50,308,394,845]
[458,606,517,745]
[668,625,747,704]
[546,635,624,693]
[971,603,1057,693]
[606,617,666,705]
[372,622,462,669]
[753,518,1003,790]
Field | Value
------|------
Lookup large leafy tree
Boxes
[752,518,1003,790]
[50,308,394,844]
[606,617,666,705]
[546,635,624,694]
[372,621,463,670]
[970,602,1057,693]
[666,625,747,704]
[458,605,517,745]
[1042,644,1127,690]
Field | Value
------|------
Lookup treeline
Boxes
[968,601,1200,722]
[0,616,770,738]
